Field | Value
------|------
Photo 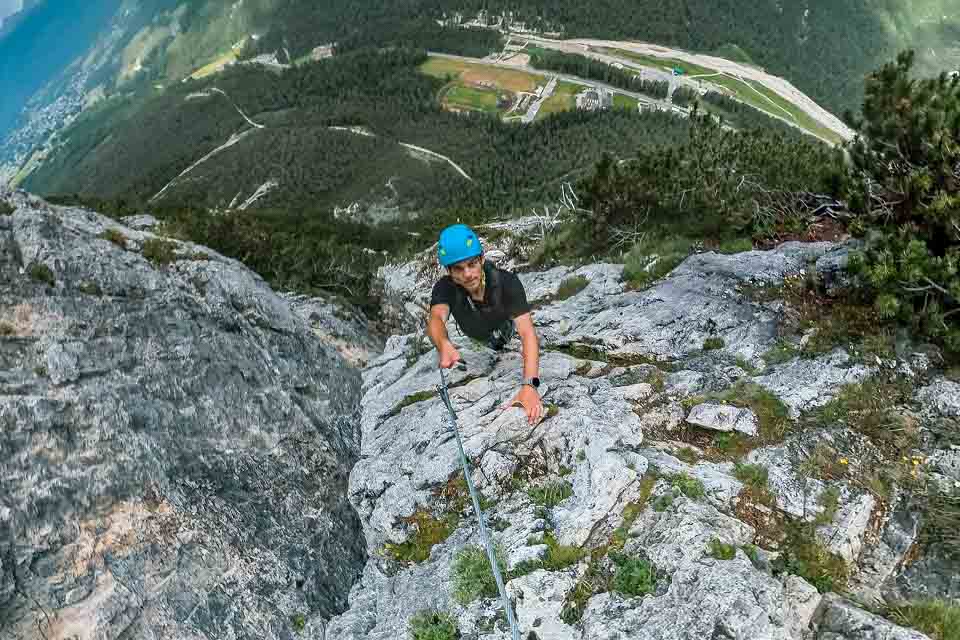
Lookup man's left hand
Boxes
[501,384,543,425]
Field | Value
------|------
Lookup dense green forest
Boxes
[239,0,959,115]
[26,49,702,214]
[32,46,841,314]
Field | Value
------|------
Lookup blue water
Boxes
[0,0,120,141]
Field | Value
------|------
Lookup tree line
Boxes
[529,49,669,100]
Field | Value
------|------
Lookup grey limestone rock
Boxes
[813,594,932,640]
[753,349,874,418]
[283,291,385,368]
[916,378,960,420]
[687,402,760,436]
[333,237,938,640]
[0,191,364,639]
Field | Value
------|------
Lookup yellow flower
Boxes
[913,459,920,466]
[839,458,849,465]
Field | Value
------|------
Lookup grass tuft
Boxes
[763,340,799,366]
[670,473,706,500]
[99,228,128,248]
[527,480,573,508]
[883,600,960,640]
[920,488,960,561]
[812,376,917,456]
[409,610,460,640]
[703,337,725,351]
[815,486,841,526]
[556,274,590,300]
[141,237,178,265]
[734,462,769,489]
[290,613,306,632]
[676,447,701,464]
[452,545,506,604]
[28,263,55,286]
[772,524,849,593]
[681,381,791,460]
[611,552,658,596]
[653,493,674,512]
[384,509,457,565]
[709,539,737,560]
[386,389,437,418]
[623,236,691,290]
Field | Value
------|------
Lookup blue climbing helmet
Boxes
[437,224,482,267]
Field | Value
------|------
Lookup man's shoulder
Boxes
[490,263,523,287]
[488,261,515,278]
[431,275,457,304]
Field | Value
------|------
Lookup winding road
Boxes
[517,34,854,143]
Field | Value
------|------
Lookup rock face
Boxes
[0,191,365,639]
[284,292,385,368]
[329,239,941,640]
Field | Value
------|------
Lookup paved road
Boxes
[429,49,836,145]
[517,34,854,142]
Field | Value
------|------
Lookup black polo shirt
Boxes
[430,261,531,342]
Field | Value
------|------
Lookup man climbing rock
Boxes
[427,223,544,425]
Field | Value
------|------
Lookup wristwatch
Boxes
[522,377,540,389]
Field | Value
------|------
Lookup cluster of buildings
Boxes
[575,87,613,111]
[437,10,564,37]
[311,44,335,61]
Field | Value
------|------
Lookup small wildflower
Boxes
[913,459,920,466]
[839,458,849,465]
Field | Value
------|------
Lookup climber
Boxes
[427,223,544,425]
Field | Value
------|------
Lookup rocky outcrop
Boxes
[813,594,931,640]
[284,292,385,368]
[330,239,945,639]
[0,191,365,639]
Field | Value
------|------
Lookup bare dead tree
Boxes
[738,174,848,229]
[609,209,650,253]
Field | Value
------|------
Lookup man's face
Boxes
[448,255,484,292]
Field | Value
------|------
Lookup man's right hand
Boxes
[438,341,462,369]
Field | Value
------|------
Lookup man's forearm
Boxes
[426,315,449,351]
[520,333,539,381]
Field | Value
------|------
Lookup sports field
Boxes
[420,58,542,93]
[443,84,503,113]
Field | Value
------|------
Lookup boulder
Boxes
[686,402,759,436]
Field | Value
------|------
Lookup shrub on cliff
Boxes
[844,50,960,352]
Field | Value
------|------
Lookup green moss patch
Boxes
[28,262,55,286]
